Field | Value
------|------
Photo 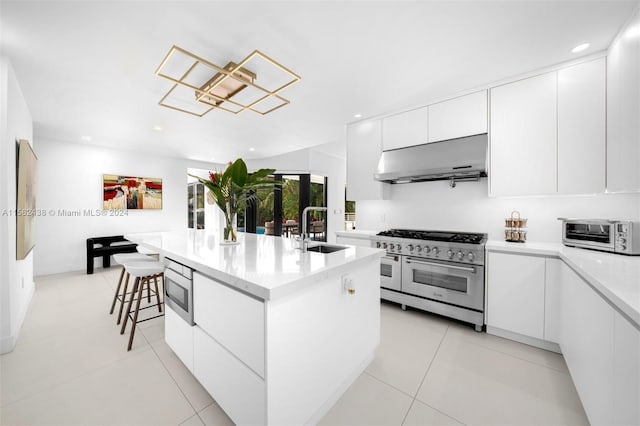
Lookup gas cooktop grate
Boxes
[376,229,486,244]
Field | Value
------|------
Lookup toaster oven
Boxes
[559,218,640,255]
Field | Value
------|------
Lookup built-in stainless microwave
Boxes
[164,257,194,325]
[559,218,640,255]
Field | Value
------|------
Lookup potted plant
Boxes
[190,159,279,244]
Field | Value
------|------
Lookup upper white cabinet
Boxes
[428,90,487,142]
[381,106,428,151]
[607,7,640,192]
[346,120,389,201]
[557,58,606,194]
[490,72,558,196]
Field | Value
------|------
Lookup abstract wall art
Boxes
[16,139,37,260]
[103,175,162,210]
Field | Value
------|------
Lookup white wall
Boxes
[248,147,346,244]
[0,57,34,353]
[355,180,640,242]
[34,139,217,276]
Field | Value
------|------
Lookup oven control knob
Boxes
[467,252,475,262]
[457,251,464,260]
[619,237,627,244]
[376,242,381,248]
[447,249,454,259]
[382,243,388,249]
[389,243,394,250]
[424,246,430,254]
[432,247,439,256]
[620,244,627,251]
[416,245,422,252]
[408,244,414,251]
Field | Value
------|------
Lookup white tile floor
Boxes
[0,268,589,425]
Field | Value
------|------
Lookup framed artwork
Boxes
[103,174,162,210]
[16,139,37,260]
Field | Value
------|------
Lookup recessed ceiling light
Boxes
[152,125,163,132]
[571,43,590,53]
[354,113,362,118]
[249,147,255,152]
[80,135,92,142]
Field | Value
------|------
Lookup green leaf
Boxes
[225,158,248,187]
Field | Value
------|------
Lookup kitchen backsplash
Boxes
[355,180,640,242]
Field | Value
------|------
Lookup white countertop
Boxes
[125,230,384,301]
[486,240,640,327]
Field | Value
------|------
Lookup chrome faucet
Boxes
[298,206,328,252]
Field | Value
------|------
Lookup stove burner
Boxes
[376,229,486,244]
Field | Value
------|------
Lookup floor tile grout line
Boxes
[143,326,202,418]
[362,371,416,400]
[400,325,467,426]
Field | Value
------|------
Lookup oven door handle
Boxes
[405,258,476,273]
[382,255,399,261]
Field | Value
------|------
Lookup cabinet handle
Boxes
[348,288,356,295]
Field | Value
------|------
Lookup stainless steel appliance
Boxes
[164,257,194,325]
[560,218,640,255]
[372,229,487,331]
[374,133,487,186]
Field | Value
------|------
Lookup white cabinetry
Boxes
[381,107,428,150]
[557,58,606,194]
[428,90,487,142]
[164,304,194,372]
[486,252,545,339]
[336,233,372,247]
[543,258,562,344]
[193,272,265,377]
[490,72,558,196]
[346,120,389,201]
[607,7,640,192]
[613,311,640,425]
[559,262,614,425]
[194,327,265,425]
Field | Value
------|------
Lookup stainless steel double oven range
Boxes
[372,229,487,331]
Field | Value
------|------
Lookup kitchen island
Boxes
[125,230,384,425]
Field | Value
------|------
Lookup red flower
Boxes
[209,172,217,183]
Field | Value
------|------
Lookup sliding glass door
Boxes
[245,173,327,241]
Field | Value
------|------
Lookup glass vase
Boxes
[223,210,238,244]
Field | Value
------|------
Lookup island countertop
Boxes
[125,230,384,301]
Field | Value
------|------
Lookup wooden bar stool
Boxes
[119,261,165,351]
[110,253,156,325]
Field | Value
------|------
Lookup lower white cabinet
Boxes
[486,252,545,339]
[613,311,640,425]
[193,326,266,425]
[193,272,265,377]
[559,262,615,425]
[543,258,562,344]
[164,304,194,372]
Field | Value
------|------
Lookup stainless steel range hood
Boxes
[374,133,488,184]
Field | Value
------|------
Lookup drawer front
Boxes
[193,272,265,377]
[165,305,193,372]
[194,327,265,425]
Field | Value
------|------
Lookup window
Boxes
[187,182,205,229]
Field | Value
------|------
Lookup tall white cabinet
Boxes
[490,72,558,196]
[557,58,606,194]
[490,57,607,196]
[607,7,640,192]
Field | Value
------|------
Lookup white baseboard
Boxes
[0,281,34,354]
[486,326,561,353]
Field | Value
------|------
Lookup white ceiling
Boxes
[1,1,636,162]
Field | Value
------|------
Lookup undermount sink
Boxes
[306,244,348,254]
